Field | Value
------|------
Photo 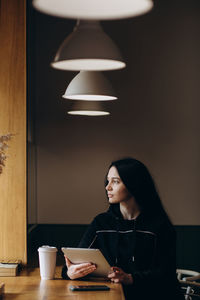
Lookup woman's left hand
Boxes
[108,267,133,285]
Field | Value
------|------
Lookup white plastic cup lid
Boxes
[38,246,58,252]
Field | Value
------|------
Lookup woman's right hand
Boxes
[65,256,97,280]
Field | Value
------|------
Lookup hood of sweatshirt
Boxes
[106,203,145,228]
[106,203,170,234]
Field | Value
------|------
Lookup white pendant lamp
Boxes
[51,21,125,71]
[33,0,153,20]
[63,71,117,101]
[68,111,109,116]
[67,101,110,116]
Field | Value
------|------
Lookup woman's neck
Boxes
[120,199,140,220]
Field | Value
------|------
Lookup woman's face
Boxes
[106,166,132,204]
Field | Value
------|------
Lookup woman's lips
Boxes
[108,194,113,198]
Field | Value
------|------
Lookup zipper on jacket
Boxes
[115,217,119,266]
[132,219,136,263]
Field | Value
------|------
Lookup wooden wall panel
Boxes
[0,0,26,263]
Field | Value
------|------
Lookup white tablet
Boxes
[61,247,111,277]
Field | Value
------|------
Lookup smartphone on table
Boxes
[69,285,110,291]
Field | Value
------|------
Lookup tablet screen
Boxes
[62,247,111,277]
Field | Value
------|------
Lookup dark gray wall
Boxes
[28,224,200,272]
[28,0,200,224]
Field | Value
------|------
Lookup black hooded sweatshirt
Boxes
[62,204,184,300]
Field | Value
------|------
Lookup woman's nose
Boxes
[106,182,112,191]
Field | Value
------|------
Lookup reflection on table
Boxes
[0,267,125,300]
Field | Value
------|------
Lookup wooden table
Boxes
[0,267,125,300]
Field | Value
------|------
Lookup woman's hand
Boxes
[108,267,133,285]
[65,256,97,280]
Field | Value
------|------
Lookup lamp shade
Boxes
[67,101,110,116]
[33,0,153,20]
[63,71,117,101]
[51,21,125,71]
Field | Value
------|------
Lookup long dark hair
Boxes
[107,157,171,223]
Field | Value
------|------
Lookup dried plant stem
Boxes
[0,133,14,175]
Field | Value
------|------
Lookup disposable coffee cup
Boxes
[38,246,57,280]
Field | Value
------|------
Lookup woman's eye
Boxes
[113,180,119,184]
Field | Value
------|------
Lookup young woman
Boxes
[62,158,184,300]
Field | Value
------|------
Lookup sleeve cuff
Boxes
[61,265,70,280]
